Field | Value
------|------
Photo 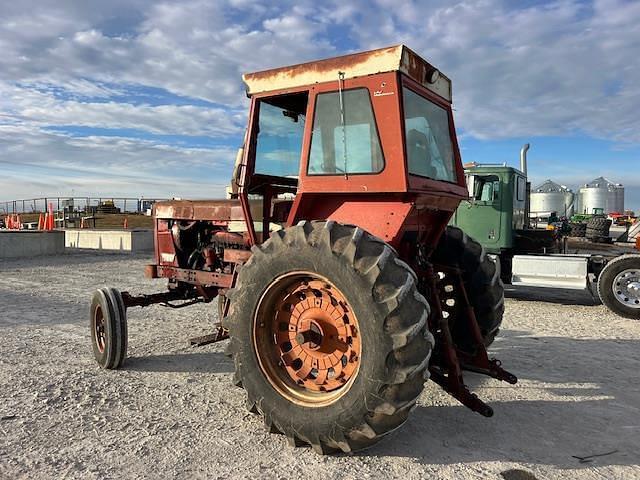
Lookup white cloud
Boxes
[0,124,234,199]
[0,0,639,203]
[332,0,640,142]
[1,82,244,137]
[0,1,335,106]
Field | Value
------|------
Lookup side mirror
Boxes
[229,146,245,197]
[466,175,476,207]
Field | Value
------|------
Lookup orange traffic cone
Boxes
[123,217,128,229]
[38,213,44,230]
[47,203,54,230]
[16,214,22,230]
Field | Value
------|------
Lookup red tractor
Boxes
[90,45,515,454]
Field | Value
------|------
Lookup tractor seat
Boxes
[407,129,437,179]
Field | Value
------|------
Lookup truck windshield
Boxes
[403,87,456,182]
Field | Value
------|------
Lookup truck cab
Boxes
[451,165,527,255]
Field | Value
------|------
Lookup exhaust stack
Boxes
[520,143,530,177]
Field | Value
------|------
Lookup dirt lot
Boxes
[1,252,639,479]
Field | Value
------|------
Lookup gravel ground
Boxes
[1,252,639,480]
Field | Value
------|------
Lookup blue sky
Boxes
[1,0,639,211]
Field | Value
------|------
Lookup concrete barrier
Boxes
[0,231,65,259]
[65,229,153,252]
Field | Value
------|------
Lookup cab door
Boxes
[453,173,503,250]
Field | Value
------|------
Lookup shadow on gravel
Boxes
[124,352,233,374]
[504,285,600,306]
[361,329,640,468]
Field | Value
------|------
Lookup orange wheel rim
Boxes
[253,272,361,407]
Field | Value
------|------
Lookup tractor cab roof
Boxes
[242,45,452,102]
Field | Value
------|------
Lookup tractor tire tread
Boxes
[225,220,434,454]
[431,226,505,349]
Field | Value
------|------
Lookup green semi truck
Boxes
[451,144,640,320]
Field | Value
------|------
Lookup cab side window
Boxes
[516,176,526,201]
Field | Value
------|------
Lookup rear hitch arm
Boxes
[423,264,517,418]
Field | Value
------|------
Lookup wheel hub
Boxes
[93,306,106,353]
[294,320,324,350]
[612,269,640,309]
[254,274,361,405]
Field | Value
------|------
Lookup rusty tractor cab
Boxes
[90,45,516,454]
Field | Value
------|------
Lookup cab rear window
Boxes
[308,88,384,175]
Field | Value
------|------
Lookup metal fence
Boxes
[0,197,168,214]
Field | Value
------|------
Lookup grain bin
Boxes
[530,180,574,217]
[577,177,624,214]
[613,183,625,213]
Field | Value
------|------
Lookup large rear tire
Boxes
[430,226,505,350]
[225,221,433,454]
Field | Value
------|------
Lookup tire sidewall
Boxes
[90,289,114,368]
[598,257,640,319]
[231,239,398,439]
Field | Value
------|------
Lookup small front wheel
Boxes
[597,255,640,320]
[90,287,128,368]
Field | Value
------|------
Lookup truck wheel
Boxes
[431,226,505,350]
[597,255,640,319]
[90,287,127,369]
[225,221,433,454]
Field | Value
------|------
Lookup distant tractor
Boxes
[453,145,640,319]
[96,200,120,214]
[90,46,516,454]
[571,207,605,223]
